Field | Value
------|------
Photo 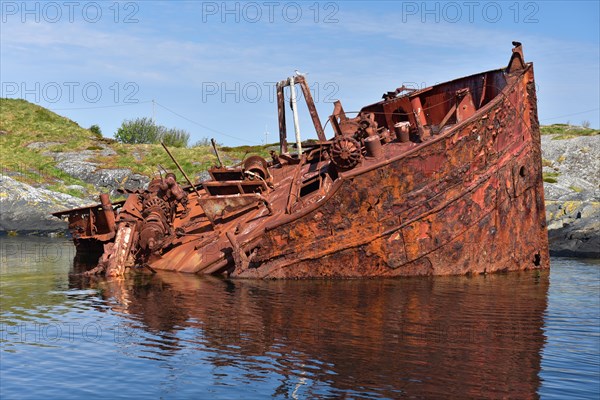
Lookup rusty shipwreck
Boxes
[54,43,550,278]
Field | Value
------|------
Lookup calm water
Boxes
[1,237,598,399]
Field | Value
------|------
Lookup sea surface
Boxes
[1,236,598,399]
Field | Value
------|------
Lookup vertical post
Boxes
[297,76,326,142]
[289,76,302,156]
[410,96,427,128]
[276,81,288,154]
[264,124,268,145]
[99,193,116,233]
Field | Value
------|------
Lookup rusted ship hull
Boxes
[54,43,549,278]
[232,62,547,277]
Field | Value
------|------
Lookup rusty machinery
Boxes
[90,173,189,276]
[139,173,188,255]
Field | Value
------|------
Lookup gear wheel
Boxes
[143,196,170,217]
[330,136,362,170]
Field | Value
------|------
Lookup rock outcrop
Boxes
[541,134,599,201]
[542,134,599,258]
[0,175,90,233]
[45,144,149,195]
[545,201,599,258]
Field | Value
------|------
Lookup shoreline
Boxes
[1,125,598,259]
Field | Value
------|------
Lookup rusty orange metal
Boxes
[54,42,549,278]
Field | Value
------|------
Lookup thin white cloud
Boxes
[1,2,597,141]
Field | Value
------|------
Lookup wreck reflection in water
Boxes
[70,267,548,398]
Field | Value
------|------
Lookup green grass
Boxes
[569,185,583,193]
[543,171,560,184]
[47,183,86,198]
[540,123,599,139]
[0,98,275,197]
[0,98,96,188]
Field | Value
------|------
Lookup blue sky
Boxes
[1,1,599,146]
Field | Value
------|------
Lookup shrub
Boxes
[114,117,190,147]
[161,128,190,148]
[193,137,213,147]
[115,117,162,144]
[89,124,102,137]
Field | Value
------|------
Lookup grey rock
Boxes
[26,141,63,150]
[545,201,600,258]
[85,168,149,194]
[56,160,97,177]
[541,134,600,201]
[195,170,211,182]
[52,148,149,196]
[0,176,91,233]
[47,144,116,161]
[541,134,599,258]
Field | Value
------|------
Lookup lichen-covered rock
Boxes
[49,145,149,195]
[542,133,599,258]
[0,176,91,233]
[545,201,600,258]
[26,141,63,150]
[195,170,211,182]
[541,134,600,201]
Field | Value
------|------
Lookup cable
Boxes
[154,101,261,144]
[48,98,260,144]
[49,100,153,110]
[540,108,599,122]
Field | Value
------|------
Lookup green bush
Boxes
[115,117,161,144]
[114,117,190,147]
[162,128,190,148]
[89,124,102,137]
[193,137,213,147]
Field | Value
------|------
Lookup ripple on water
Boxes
[1,237,599,399]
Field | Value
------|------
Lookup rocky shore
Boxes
[541,133,599,258]
[1,140,150,234]
[1,132,598,258]
[0,175,88,232]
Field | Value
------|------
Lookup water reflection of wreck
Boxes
[71,270,549,398]
[55,43,549,278]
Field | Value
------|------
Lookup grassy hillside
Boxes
[540,123,599,139]
[0,98,99,194]
[0,98,272,197]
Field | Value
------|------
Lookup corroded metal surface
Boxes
[54,43,549,279]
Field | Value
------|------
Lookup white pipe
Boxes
[289,76,302,156]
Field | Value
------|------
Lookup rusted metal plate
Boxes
[198,194,262,223]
